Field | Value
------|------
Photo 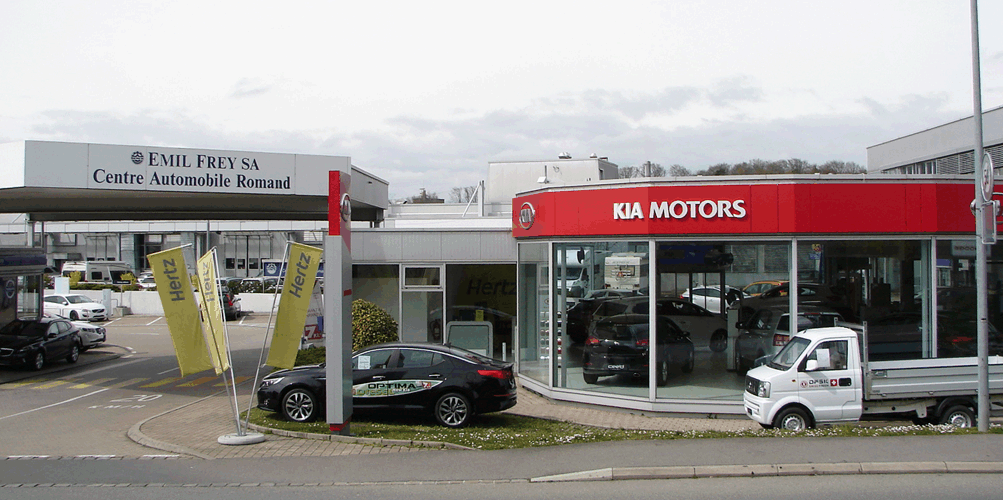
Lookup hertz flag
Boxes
[196,249,229,374]
[149,247,213,376]
[266,243,323,369]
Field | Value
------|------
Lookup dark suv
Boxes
[220,286,241,320]
[583,314,694,386]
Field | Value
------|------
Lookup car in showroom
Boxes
[733,305,843,374]
[741,280,788,297]
[585,296,729,352]
[42,312,105,351]
[0,316,82,370]
[42,293,109,322]
[257,342,517,427]
[583,314,694,386]
[679,285,748,314]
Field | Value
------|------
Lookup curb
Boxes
[244,422,476,451]
[126,394,219,460]
[530,461,1003,482]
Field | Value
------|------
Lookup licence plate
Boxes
[607,364,626,370]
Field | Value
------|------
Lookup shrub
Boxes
[67,271,81,287]
[352,299,399,351]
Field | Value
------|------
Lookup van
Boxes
[61,261,134,284]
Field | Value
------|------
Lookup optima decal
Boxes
[352,379,443,398]
[613,200,747,220]
[800,378,839,388]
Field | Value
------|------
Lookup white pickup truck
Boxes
[743,326,1003,430]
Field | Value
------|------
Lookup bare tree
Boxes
[620,162,666,178]
[449,185,479,203]
[668,164,691,176]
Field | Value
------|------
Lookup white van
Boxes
[61,261,134,284]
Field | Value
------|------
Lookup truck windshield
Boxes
[768,337,811,370]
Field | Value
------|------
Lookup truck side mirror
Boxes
[805,359,819,372]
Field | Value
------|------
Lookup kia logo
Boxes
[518,202,536,230]
[131,151,144,164]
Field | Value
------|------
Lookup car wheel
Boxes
[583,373,599,384]
[710,330,728,352]
[281,388,318,422]
[939,405,975,428]
[773,407,812,431]
[66,344,79,364]
[734,346,747,375]
[31,351,45,371]
[434,392,472,428]
[656,359,670,386]
[69,311,79,321]
[681,349,695,374]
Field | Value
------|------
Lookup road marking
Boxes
[157,367,180,375]
[7,455,50,459]
[0,378,46,389]
[139,377,183,388]
[146,317,163,326]
[75,455,117,459]
[214,376,252,387]
[0,388,108,420]
[178,376,219,387]
[68,377,116,389]
[33,379,78,390]
[108,378,149,389]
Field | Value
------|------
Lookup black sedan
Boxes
[582,314,694,386]
[0,316,82,371]
[257,342,517,427]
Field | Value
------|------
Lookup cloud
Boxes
[10,81,970,201]
[229,78,273,99]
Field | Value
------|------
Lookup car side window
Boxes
[47,323,60,336]
[57,321,71,333]
[398,349,435,369]
[352,349,395,370]
[803,340,849,371]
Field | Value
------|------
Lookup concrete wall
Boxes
[43,290,281,317]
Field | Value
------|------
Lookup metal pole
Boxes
[970,0,989,432]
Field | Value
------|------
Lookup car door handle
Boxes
[371,375,386,380]
[428,373,442,378]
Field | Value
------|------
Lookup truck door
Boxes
[797,340,859,422]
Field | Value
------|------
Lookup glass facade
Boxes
[517,236,995,411]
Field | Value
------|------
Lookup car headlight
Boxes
[259,377,283,389]
[757,381,771,398]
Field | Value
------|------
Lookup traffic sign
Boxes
[981,153,995,202]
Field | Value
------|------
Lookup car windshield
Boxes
[64,295,92,304]
[768,337,812,370]
[597,323,645,341]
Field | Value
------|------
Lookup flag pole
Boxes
[242,240,291,432]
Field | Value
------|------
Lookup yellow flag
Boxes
[196,249,228,374]
[149,247,212,376]
[266,243,323,369]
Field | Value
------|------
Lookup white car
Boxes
[43,294,109,322]
[679,285,747,314]
[137,276,157,290]
[42,312,106,351]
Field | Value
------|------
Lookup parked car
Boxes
[220,286,242,321]
[0,316,81,370]
[680,285,747,314]
[137,276,158,290]
[43,294,109,321]
[743,282,852,320]
[43,312,105,351]
[583,314,694,386]
[256,343,517,427]
[733,305,843,374]
[565,289,640,343]
[240,277,279,293]
[741,280,788,297]
[585,297,729,352]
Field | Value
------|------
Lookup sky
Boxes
[2,1,1002,200]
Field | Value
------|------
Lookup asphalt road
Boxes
[0,314,274,458]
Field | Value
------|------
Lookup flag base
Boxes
[217,432,266,445]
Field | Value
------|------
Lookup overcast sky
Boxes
[2,1,1001,200]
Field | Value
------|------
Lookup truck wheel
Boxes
[773,407,811,431]
[939,405,975,428]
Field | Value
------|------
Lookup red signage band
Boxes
[513,181,976,238]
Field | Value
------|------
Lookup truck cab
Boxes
[743,327,863,430]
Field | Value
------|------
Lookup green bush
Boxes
[294,345,327,366]
[352,299,399,351]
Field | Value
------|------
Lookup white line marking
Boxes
[0,389,109,420]
[7,455,50,459]
[157,367,180,375]
[146,317,163,326]
[76,455,117,459]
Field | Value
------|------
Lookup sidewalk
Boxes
[130,385,760,459]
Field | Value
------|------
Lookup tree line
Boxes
[408,158,867,203]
